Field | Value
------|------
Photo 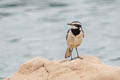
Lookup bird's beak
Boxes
[67,23,72,25]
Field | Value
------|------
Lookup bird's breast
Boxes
[66,31,84,48]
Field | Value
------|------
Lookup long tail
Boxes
[65,48,73,58]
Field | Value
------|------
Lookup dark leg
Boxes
[71,50,73,60]
[75,48,83,59]
[76,48,79,57]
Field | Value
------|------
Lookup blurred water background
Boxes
[0,0,120,79]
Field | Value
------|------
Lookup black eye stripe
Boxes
[73,24,81,27]
[76,25,81,27]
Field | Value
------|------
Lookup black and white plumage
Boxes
[65,21,84,60]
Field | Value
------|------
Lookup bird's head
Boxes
[67,21,82,29]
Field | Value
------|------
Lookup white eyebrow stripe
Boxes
[72,23,81,25]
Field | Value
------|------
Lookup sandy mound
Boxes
[4,56,120,80]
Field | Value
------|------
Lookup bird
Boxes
[65,21,84,60]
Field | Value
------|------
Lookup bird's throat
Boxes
[71,28,80,36]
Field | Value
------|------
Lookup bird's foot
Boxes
[71,57,73,60]
[77,56,83,59]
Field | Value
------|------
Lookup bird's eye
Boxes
[73,24,77,26]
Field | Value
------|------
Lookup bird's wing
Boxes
[66,29,70,40]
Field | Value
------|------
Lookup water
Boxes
[0,0,120,79]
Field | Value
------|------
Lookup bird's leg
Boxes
[76,48,83,59]
[71,53,73,60]
[76,48,79,57]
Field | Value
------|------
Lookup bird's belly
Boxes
[67,35,83,48]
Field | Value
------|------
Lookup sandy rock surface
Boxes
[4,56,120,80]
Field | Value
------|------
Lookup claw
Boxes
[71,57,73,60]
[77,56,83,59]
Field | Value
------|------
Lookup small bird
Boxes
[65,21,84,60]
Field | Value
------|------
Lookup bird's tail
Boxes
[65,48,73,58]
